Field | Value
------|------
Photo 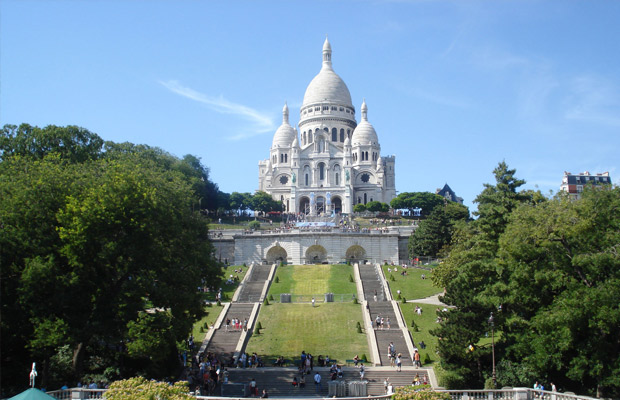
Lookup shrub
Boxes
[401,297,406,303]
[423,353,432,365]
[254,326,260,335]
[349,274,354,282]
[256,321,263,330]
[248,220,261,230]
[392,386,448,400]
[390,274,395,281]
[356,321,361,328]
[353,297,358,304]
[269,294,274,301]
[361,353,368,362]
[264,298,270,305]
[275,276,280,283]
[357,325,362,334]
[199,327,204,333]
[216,300,221,306]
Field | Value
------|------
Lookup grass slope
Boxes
[246,302,369,363]
[270,265,356,297]
[382,265,441,300]
[400,302,441,366]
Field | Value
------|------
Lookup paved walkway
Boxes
[406,293,447,306]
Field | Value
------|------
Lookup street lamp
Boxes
[488,312,496,388]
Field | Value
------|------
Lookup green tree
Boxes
[409,202,469,258]
[1,125,222,392]
[250,191,283,214]
[431,162,532,389]
[366,201,389,212]
[353,203,367,212]
[390,192,444,216]
[229,192,252,215]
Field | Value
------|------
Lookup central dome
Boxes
[302,38,353,108]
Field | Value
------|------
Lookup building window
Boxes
[364,193,367,204]
[336,173,339,185]
[315,107,320,111]
[332,128,337,141]
[319,163,325,180]
[339,107,344,111]
[323,106,328,111]
[340,129,345,142]
[285,154,288,163]
[305,174,309,186]
[347,129,351,138]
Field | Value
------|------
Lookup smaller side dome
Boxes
[351,100,379,146]
[272,103,296,148]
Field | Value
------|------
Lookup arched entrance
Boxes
[266,246,288,264]
[299,197,310,214]
[345,245,366,263]
[305,245,327,264]
[332,196,342,214]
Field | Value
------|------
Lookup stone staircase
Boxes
[368,302,411,366]
[205,303,255,364]
[225,367,429,397]
[236,265,272,303]
[358,263,413,366]
[358,263,385,301]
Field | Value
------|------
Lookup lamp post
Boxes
[488,312,496,388]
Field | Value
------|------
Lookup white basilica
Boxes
[258,38,396,215]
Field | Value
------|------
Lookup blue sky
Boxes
[2,0,619,212]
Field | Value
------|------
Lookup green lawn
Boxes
[192,304,224,344]
[382,265,442,300]
[400,302,442,365]
[246,302,369,363]
[203,265,247,302]
[269,265,356,297]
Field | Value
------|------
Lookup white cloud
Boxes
[159,80,275,140]
[564,75,620,127]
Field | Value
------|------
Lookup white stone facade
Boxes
[258,38,396,215]
[234,232,399,265]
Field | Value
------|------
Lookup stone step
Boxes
[224,368,429,396]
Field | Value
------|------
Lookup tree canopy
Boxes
[1,124,222,394]
[431,161,620,397]
[390,192,445,216]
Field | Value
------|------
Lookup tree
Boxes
[353,203,367,212]
[409,202,469,258]
[250,191,283,214]
[431,162,533,389]
[390,192,445,216]
[1,125,222,393]
[229,192,252,215]
[366,201,389,212]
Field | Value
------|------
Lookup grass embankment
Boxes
[381,264,443,366]
[202,265,247,302]
[381,265,441,300]
[269,264,356,299]
[192,303,224,344]
[193,265,247,343]
[246,303,368,363]
[246,264,369,362]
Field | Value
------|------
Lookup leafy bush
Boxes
[248,220,261,230]
[392,386,449,400]
[275,276,280,283]
[106,377,193,400]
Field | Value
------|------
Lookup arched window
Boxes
[332,128,337,142]
[285,154,288,163]
[319,163,325,180]
[364,193,367,204]
[336,173,340,185]
[347,129,351,138]
[340,129,345,142]
[305,174,309,186]
[365,151,369,161]
[308,132,313,143]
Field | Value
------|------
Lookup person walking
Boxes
[396,353,402,372]
[314,372,322,393]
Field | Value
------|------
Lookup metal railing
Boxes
[44,386,599,400]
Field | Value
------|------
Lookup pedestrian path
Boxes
[225,366,431,397]
[358,263,412,367]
